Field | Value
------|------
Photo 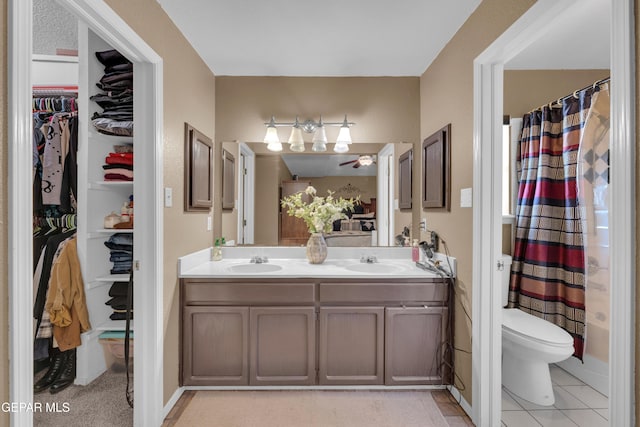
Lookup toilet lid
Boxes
[503,309,574,346]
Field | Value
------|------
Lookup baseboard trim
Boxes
[183,385,448,391]
[163,386,185,420]
[447,385,472,418]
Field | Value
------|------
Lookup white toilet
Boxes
[501,255,575,406]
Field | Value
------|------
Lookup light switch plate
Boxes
[207,216,212,231]
[460,187,472,207]
[164,187,173,207]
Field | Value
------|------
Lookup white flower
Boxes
[304,186,316,195]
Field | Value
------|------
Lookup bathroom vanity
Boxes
[178,247,454,388]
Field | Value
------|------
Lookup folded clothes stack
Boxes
[90,49,133,137]
[104,233,133,275]
[106,281,133,321]
[103,152,133,181]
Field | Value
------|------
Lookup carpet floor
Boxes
[34,370,133,427]
[171,390,452,427]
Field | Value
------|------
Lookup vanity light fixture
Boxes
[263,114,355,153]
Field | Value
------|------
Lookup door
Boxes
[182,306,249,386]
[319,307,384,385]
[385,306,450,385]
[249,307,316,385]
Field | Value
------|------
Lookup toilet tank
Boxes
[501,254,513,307]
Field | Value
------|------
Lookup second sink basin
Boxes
[344,263,404,274]
[228,263,283,273]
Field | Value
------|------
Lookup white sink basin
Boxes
[343,263,404,274]
[228,263,283,273]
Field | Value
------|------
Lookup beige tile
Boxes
[502,388,523,411]
[561,409,608,427]
[501,410,542,427]
[594,408,608,420]
[551,387,588,410]
[561,385,608,409]
[529,409,578,426]
[549,366,584,386]
[444,415,475,426]
[506,389,555,411]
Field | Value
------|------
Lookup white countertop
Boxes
[178,247,456,279]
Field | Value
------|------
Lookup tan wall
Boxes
[417,0,536,404]
[221,141,239,243]
[104,0,215,405]
[254,155,292,245]
[215,77,420,145]
[1,0,8,424]
[504,69,610,118]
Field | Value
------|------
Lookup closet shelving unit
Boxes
[76,25,135,385]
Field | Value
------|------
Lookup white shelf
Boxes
[94,319,133,332]
[95,274,130,282]
[87,130,133,143]
[89,181,134,190]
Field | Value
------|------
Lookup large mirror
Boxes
[221,141,414,247]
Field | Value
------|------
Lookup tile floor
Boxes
[502,365,608,427]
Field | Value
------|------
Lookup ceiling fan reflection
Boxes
[339,155,376,168]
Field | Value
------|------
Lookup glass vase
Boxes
[306,232,327,264]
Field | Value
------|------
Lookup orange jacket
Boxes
[45,237,91,350]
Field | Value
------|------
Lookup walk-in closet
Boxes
[32,2,135,424]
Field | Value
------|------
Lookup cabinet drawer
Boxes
[183,281,315,305]
[319,282,447,304]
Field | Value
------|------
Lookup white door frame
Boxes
[377,144,395,246]
[237,142,255,244]
[8,1,164,426]
[471,0,635,426]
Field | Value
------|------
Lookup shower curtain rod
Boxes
[530,76,610,113]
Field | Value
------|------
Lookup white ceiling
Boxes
[156,0,481,76]
[282,154,377,177]
[505,0,610,70]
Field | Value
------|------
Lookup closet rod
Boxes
[531,76,610,112]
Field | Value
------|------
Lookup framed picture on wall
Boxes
[422,124,451,210]
[222,149,235,210]
[184,123,213,211]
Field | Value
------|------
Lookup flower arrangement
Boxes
[281,186,358,234]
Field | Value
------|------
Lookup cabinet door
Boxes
[319,307,384,385]
[385,307,450,385]
[249,307,316,385]
[182,306,249,386]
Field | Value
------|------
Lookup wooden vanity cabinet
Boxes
[385,306,450,385]
[181,278,450,387]
[250,307,316,385]
[318,307,384,385]
[182,306,249,386]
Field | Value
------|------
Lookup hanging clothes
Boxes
[508,82,608,360]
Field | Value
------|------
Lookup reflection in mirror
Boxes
[220,141,414,247]
[249,143,383,247]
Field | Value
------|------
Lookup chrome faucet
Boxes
[360,255,378,264]
[250,256,268,264]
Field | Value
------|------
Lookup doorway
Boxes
[237,143,255,245]
[472,0,634,426]
[8,0,164,425]
[377,143,395,246]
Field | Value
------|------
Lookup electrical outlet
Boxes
[419,218,427,231]
[164,187,173,207]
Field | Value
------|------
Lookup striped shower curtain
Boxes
[508,85,607,360]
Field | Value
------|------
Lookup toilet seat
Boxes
[502,308,574,347]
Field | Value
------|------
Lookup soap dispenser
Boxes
[212,238,223,261]
[412,239,420,262]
